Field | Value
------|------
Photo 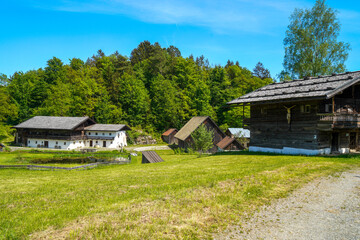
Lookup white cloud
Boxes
[40,0,311,34]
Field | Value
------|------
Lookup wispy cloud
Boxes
[36,0,311,34]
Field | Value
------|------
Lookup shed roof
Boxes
[142,151,164,163]
[227,71,360,105]
[216,136,241,150]
[84,124,131,132]
[162,128,178,136]
[14,116,93,130]
[227,128,250,138]
[175,116,221,141]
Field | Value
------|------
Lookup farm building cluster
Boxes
[162,116,248,153]
[14,116,130,150]
[12,71,360,155]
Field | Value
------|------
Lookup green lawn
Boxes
[0,150,359,239]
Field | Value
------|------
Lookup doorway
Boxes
[350,133,357,150]
[103,141,106,147]
[44,141,49,148]
[331,133,339,153]
[90,140,93,147]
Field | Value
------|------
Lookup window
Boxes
[261,107,267,115]
[35,141,38,144]
[28,140,30,143]
[325,104,332,113]
[301,105,311,113]
[110,141,113,144]
[96,141,98,144]
[64,142,66,145]
[56,141,58,145]
[88,132,91,135]
[102,133,105,135]
[95,132,98,135]
[109,133,112,136]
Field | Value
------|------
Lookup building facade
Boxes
[228,71,360,155]
[14,116,131,150]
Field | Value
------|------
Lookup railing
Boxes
[318,113,360,122]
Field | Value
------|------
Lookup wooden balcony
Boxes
[317,113,360,130]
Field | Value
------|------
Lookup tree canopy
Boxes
[0,41,273,137]
[283,0,350,79]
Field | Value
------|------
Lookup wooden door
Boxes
[44,141,49,148]
[103,141,106,147]
[331,133,339,152]
[350,133,356,149]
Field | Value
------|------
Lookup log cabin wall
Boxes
[249,100,321,150]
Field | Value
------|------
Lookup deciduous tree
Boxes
[283,0,350,78]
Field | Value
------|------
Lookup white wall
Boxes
[27,130,128,150]
[85,130,127,148]
[27,139,85,150]
[249,146,331,155]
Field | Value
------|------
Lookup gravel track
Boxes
[217,170,360,240]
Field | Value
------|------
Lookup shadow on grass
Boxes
[213,150,360,159]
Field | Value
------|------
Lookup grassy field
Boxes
[0,150,359,239]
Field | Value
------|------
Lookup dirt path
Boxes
[128,145,172,152]
[217,170,360,240]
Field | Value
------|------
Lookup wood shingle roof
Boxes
[84,124,131,132]
[174,116,209,141]
[142,151,164,164]
[13,116,93,130]
[227,71,360,105]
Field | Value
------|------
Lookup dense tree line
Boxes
[0,41,272,140]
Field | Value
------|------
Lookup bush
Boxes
[191,125,214,156]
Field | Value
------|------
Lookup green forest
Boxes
[0,41,272,140]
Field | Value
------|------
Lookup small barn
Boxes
[225,128,250,148]
[161,128,178,144]
[217,136,244,151]
[174,116,226,153]
[142,151,164,164]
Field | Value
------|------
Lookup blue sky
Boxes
[1,0,360,79]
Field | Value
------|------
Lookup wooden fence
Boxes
[0,160,131,171]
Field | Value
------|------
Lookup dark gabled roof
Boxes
[216,136,242,150]
[14,116,93,130]
[142,151,164,164]
[162,128,178,136]
[228,71,360,105]
[84,124,131,132]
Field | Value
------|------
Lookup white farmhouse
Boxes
[84,124,129,148]
[14,116,131,150]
